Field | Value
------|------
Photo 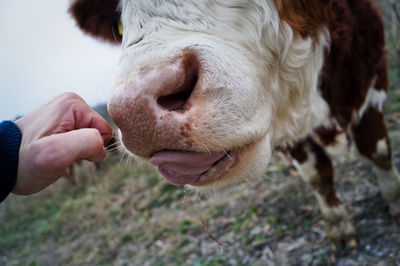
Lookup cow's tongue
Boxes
[150,151,226,185]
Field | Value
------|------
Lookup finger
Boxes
[73,101,113,143]
[89,115,113,143]
[57,128,107,162]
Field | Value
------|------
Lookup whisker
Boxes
[106,142,121,149]
[111,26,120,45]
[243,177,256,190]
[125,152,133,166]
[119,152,130,165]
[106,146,122,152]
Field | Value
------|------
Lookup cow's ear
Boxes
[69,0,122,44]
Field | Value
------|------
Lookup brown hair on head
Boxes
[69,0,122,44]
[273,0,333,41]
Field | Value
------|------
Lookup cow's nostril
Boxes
[157,55,199,111]
[157,89,194,111]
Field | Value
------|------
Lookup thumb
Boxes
[37,128,106,175]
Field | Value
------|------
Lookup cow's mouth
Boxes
[149,148,241,186]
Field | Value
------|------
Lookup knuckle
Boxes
[58,92,84,107]
[60,92,80,100]
[57,92,87,112]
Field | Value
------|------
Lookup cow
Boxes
[69,0,400,246]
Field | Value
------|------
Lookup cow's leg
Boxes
[64,164,80,188]
[281,139,356,244]
[353,106,400,222]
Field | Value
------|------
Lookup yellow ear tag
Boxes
[118,23,123,36]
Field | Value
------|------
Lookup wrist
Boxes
[0,120,22,202]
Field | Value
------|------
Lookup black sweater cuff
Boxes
[0,120,22,202]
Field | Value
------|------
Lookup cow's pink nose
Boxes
[108,54,200,157]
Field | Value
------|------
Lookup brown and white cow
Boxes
[69,0,400,244]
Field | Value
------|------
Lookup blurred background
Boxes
[0,0,399,265]
[0,0,119,120]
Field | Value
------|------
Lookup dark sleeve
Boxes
[0,120,22,202]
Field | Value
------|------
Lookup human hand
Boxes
[13,92,113,195]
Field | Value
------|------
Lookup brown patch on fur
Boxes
[278,142,308,164]
[281,138,340,207]
[309,140,341,206]
[69,0,122,44]
[374,56,389,92]
[275,0,387,128]
[315,126,340,146]
[320,0,386,127]
[353,107,392,170]
[272,0,332,41]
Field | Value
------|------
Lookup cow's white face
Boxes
[71,0,329,191]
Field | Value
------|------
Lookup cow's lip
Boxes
[149,149,240,186]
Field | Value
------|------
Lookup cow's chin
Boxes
[119,131,272,194]
[187,133,272,193]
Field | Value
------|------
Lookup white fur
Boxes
[357,76,387,120]
[113,0,330,188]
[374,167,400,217]
[375,139,389,158]
[325,132,352,164]
[314,193,355,240]
[293,153,317,185]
